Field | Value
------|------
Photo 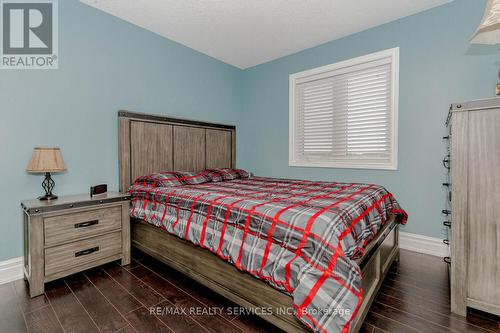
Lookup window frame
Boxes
[289,47,399,170]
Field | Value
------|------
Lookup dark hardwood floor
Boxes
[1,250,499,333]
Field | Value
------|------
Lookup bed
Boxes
[118,111,407,333]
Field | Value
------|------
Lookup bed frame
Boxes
[118,111,400,333]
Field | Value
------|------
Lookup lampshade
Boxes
[26,147,67,173]
[471,0,500,45]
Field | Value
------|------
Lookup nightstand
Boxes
[21,192,131,297]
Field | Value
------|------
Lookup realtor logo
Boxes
[1,0,58,69]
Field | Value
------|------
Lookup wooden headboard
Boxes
[118,111,236,192]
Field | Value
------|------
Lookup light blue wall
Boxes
[0,0,242,261]
[238,0,498,239]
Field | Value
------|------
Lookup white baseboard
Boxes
[399,232,449,257]
[0,257,24,285]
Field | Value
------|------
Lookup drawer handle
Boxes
[443,156,450,170]
[74,220,99,228]
[75,246,99,257]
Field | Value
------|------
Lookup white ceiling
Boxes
[81,0,451,69]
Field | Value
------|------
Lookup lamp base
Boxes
[39,194,58,201]
[39,172,58,201]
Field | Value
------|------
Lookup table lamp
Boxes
[26,147,67,200]
[471,0,500,95]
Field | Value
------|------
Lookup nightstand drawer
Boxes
[44,206,122,247]
[45,231,122,276]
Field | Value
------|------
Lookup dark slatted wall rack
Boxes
[443,108,452,265]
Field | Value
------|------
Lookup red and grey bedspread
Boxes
[129,170,407,333]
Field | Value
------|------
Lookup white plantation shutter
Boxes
[290,48,398,170]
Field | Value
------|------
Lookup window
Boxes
[289,48,399,170]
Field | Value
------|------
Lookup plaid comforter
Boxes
[129,172,407,333]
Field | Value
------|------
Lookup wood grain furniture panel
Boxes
[44,206,122,247]
[119,110,236,191]
[45,232,122,276]
[450,110,468,316]
[130,121,173,182]
[118,111,400,333]
[449,97,500,317]
[467,110,500,312]
[21,192,130,297]
[173,126,206,171]
[206,129,233,168]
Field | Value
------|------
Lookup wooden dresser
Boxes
[21,192,130,297]
[448,97,500,317]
